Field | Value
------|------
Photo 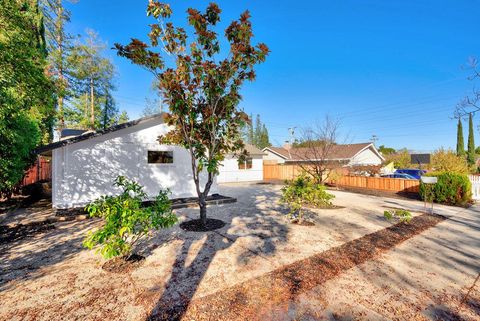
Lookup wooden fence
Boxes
[263,164,303,181]
[20,157,52,187]
[263,164,420,194]
[332,175,420,193]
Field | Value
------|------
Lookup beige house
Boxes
[262,142,385,166]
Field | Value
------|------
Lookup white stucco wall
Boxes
[349,147,383,166]
[52,117,218,209]
[263,149,286,164]
[217,156,263,183]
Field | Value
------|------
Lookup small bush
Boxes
[419,171,472,206]
[83,176,177,259]
[280,174,335,222]
[384,209,412,223]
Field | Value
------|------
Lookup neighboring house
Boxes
[217,144,265,183]
[262,142,385,166]
[36,114,218,209]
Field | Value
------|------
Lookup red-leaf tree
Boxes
[115,1,269,226]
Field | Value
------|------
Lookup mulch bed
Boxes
[0,221,55,245]
[55,194,237,217]
[102,254,145,274]
[149,213,446,321]
[179,218,226,232]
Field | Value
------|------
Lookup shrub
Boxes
[419,172,472,206]
[384,209,412,223]
[280,174,335,222]
[83,176,178,259]
[431,148,469,174]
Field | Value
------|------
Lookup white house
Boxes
[37,114,218,209]
[217,144,265,183]
[262,142,385,166]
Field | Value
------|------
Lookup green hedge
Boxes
[419,172,472,206]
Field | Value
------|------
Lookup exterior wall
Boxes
[52,117,218,209]
[217,156,263,183]
[349,147,383,166]
[263,149,286,164]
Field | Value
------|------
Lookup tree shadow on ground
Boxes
[0,219,98,291]
[147,185,290,320]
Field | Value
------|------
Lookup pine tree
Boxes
[259,124,270,149]
[67,30,119,130]
[254,114,262,147]
[467,113,475,165]
[41,0,77,132]
[247,113,254,145]
[456,118,465,157]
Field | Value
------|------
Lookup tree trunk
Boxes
[90,78,95,129]
[199,193,207,226]
[56,4,65,130]
[58,96,64,129]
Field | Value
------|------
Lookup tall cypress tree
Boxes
[254,114,262,147]
[247,113,254,145]
[456,118,465,157]
[467,113,475,165]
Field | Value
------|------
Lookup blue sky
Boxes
[65,0,480,151]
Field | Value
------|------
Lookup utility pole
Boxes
[288,127,296,145]
[370,134,378,146]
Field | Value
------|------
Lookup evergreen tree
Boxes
[0,0,54,195]
[254,114,262,147]
[247,113,254,144]
[41,0,78,132]
[467,113,475,165]
[241,113,270,149]
[102,92,117,129]
[258,124,271,149]
[456,118,465,157]
[66,30,126,130]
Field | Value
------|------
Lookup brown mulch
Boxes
[149,213,446,321]
[179,218,226,232]
[0,221,55,245]
[102,254,145,274]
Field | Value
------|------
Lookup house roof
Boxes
[35,113,167,155]
[243,144,265,156]
[263,143,384,162]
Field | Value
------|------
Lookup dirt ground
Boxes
[0,183,478,320]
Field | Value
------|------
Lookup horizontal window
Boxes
[238,156,253,170]
[148,151,173,164]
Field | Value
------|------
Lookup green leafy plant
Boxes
[384,209,412,223]
[280,174,335,222]
[83,176,177,259]
[419,171,472,206]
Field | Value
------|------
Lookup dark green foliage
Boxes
[83,176,177,259]
[456,119,465,157]
[378,145,396,156]
[0,0,54,195]
[419,172,472,206]
[280,174,335,222]
[383,209,412,223]
[243,113,270,149]
[0,112,41,196]
[467,114,475,165]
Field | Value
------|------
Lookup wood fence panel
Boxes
[20,157,51,187]
[263,163,420,194]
